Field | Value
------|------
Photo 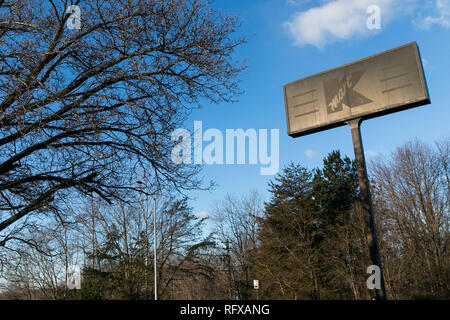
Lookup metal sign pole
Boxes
[348,118,387,300]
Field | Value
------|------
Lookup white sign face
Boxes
[283,42,430,137]
[253,279,259,289]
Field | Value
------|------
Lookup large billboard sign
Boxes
[283,42,430,138]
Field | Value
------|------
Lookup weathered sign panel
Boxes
[283,42,430,137]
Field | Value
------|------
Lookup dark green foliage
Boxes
[258,151,367,299]
[312,151,359,227]
[76,267,118,300]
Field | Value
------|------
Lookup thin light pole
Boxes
[144,201,149,297]
[136,179,158,300]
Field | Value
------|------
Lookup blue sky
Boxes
[185,0,450,219]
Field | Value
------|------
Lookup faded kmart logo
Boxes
[324,69,372,114]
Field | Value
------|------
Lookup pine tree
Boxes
[257,151,365,299]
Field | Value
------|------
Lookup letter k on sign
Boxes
[324,69,373,114]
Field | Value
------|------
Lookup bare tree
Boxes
[372,138,449,299]
[0,216,78,299]
[0,0,246,249]
[212,191,263,299]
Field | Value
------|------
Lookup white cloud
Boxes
[194,211,209,219]
[284,0,387,47]
[414,0,450,29]
[364,150,379,158]
[283,0,416,48]
[305,149,320,159]
[286,0,311,5]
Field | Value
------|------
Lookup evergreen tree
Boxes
[257,151,365,299]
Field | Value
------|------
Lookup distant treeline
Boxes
[0,137,448,300]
